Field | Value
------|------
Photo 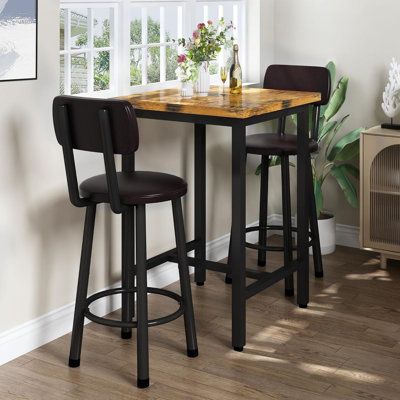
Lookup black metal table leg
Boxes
[257,155,269,267]
[121,154,136,338]
[194,123,206,286]
[231,124,247,351]
[296,109,310,308]
[136,204,150,388]
[121,206,135,339]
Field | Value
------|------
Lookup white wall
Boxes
[0,0,262,340]
[273,0,400,226]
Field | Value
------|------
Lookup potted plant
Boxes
[256,62,363,255]
[176,19,234,96]
[175,54,198,98]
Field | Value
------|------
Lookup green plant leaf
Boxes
[320,61,336,118]
[313,179,323,219]
[340,163,360,180]
[327,127,362,161]
[324,114,350,159]
[330,164,358,208]
[318,120,337,143]
[324,77,349,121]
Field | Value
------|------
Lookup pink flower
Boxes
[192,30,200,39]
[177,54,187,63]
[197,23,206,30]
[207,20,213,25]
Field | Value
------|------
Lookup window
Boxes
[60,0,246,96]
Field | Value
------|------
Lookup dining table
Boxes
[117,86,321,351]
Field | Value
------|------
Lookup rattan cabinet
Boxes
[360,126,400,267]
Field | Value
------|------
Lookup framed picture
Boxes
[0,0,38,82]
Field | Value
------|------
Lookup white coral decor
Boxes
[382,58,400,119]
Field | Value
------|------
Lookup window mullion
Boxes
[160,6,166,83]
[88,8,95,93]
[141,7,148,85]
[65,9,72,95]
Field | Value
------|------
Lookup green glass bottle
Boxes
[230,44,242,94]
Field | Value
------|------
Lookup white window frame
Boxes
[60,0,247,96]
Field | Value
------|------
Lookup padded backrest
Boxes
[53,96,139,155]
[264,65,331,106]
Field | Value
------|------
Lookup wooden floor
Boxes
[2,240,400,399]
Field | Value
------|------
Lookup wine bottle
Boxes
[230,44,242,94]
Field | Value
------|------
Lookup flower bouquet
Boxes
[175,18,234,96]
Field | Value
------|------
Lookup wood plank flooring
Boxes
[1,239,400,399]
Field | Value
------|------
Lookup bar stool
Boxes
[53,96,198,389]
[227,65,331,295]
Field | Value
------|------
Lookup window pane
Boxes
[60,9,66,51]
[206,5,219,24]
[71,53,88,94]
[94,51,110,91]
[147,46,160,83]
[70,9,88,49]
[130,48,142,86]
[209,61,218,76]
[164,7,178,42]
[130,7,142,45]
[60,55,65,94]
[166,46,178,81]
[94,8,111,48]
[147,7,160,44]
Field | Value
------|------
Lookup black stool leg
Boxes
[172,199,199,357]
[121,207,135,339]
[136,204,149,389]
[69,205,97,368]
[308,156,324,278]
[282,156,294,297]
[258,155,269,267]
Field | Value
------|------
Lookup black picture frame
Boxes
[0,0,38,83]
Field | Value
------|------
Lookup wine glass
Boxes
[220,66,228,96]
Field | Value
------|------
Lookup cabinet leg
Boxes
[380,254,387,269]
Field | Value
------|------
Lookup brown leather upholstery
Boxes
[79,171,187,205]
[246,134,318,156]
[264,65,331,106]
[53,96,139,155]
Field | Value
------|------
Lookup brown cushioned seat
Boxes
[80,171,187,205]
[246,133,318,156]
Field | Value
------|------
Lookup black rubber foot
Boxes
[187,348,199,358]
[257,260,266,267]
[69,358,80,368]
[285,288,295,297]
[234,346,244,352]
[225,276,232,284]
[137,378,150,389]
[298,304,308,309]
[315,271,324,278]
[121,330,132,339]
[196,282,204,286]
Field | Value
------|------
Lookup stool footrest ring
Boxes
[245,225,313,252]
[84,287,184,329]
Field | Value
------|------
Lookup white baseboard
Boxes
[267,214,360,249]
[0,217,359,366]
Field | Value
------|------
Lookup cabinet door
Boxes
[362,133,400,252]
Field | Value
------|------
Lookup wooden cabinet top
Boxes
[363,125,400,139]
[118,86,321,119]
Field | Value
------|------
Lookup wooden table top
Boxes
[118,86,321,119]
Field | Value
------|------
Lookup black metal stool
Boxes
[227,65,331,295]
[53,96,198,389]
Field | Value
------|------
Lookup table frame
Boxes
[122,104,311,350]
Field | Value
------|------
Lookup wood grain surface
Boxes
[1,239,400,399]
[118,87,321,119]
